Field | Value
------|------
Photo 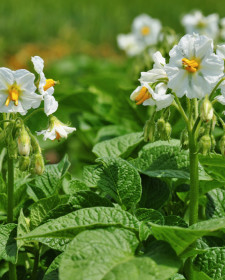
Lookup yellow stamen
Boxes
[141,26,150,36]
[5,85,20,107]
[44,79,56,91]
[182,58,199,73]
[135,87,152,105]
[55,131,61,140]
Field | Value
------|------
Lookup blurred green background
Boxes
[1,0,224,176]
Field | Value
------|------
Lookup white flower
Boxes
[37,115,76,141]
[31,56,58,116]
[220,18,225,40]
[181,11,219,39]
[216,44,225,59]
[130,82,174,111]
[139,51,168,83]
[117,33,145,56]
[132,14,162,45]
[165,34,224,99]
[0,67,42,115]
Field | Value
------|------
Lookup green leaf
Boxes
[17,209,30,250]
[43,254,62,280]
[169,274,186,280]
[206,188,225,219]
[42,191,113,222]
[139,177,170,210]
[0,224,17,264]
[92,132,143,158]
[63,178,90,195]
[199,153,225,183]
[164,216,188,228]
[149,218,225,255]
[59,228,180,280]
[84,157,142,209]
[135,208,164,225]
[131,140,210,180]
[194,247,225,279]
[29,195,69,229]
[17,207,140,251]
[34,155,70,198]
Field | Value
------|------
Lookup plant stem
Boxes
[31,244,40,280]
[7,156,17,280]
[7,157,14,223]
[188,132,199,225]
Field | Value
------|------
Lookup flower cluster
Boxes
[131,32,225,154]
[117,14,162,56]
[0,56,76,141]
[131,33,225,109]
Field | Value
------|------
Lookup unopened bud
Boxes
[19,156,30,171]
[143,119,155,142]
[200,96,213,122]
[199,134,211,155]
[211,135,216,151]
[156,118,165,132]
[157,118,171,140]
[31,153,44,175]
[17,126,30,156]
[220,135,225,156]
[180,129,189,150]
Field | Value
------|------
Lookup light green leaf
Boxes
[34,154,70,198]
[150,218,225,255]
[17,207,140,250]
[59,228,180,280]
[131,140,210,180]
[84,157,142,209]
[199,153,225,183]
[164,216,188,228]
[92,132,143,158]
[63,178,90,194]
[194,247,225,279]
[206,188,225,219]
[0,224,17,264]
[17,209,30,250]
[29,195,69,229]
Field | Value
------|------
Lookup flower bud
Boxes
[199,134,211,155]
[157,118,171,141]
[17,126,31,156]
[219,135,225,156]
[19,156,30,171]
[200,96,213,122]
[180,129,189,150]
[156,118,165,132]
[31,153,44,175]
[143,119,155,142]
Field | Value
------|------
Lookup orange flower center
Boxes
[44,79,56,91]
[141,26,150,36]
[135,87,152,105]
[182,58,199,73]
[5,85,21,106]
[55,131,61,140]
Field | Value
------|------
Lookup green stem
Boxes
[7,157,14,223]
[31,244,40,280]
[209,77,225,100]
[188,132,199,225]
[173,94,190,131]
[7,156,17,280]
[24,108,44,123]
